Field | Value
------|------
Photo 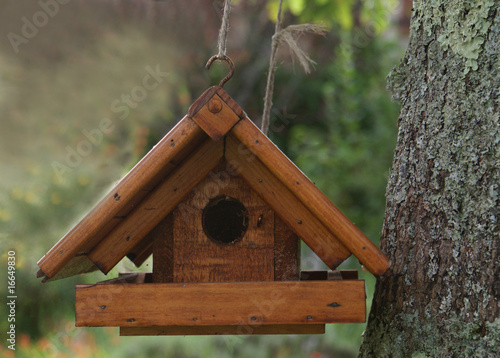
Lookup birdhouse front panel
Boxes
[152,161,300,284]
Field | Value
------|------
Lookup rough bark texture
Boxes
[359,1,499,357]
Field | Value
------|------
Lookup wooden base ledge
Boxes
[120,324,325,336]
[76,280,365,331]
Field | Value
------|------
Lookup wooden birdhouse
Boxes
[37,86,390,336]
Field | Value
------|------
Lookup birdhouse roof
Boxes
[37,87,389,282]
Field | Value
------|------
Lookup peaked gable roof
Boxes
[37,87,389,282]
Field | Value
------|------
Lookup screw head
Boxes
[208,99,223,113]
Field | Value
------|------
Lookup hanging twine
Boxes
[205,0,234,88]
[261,1,327,135]
[261,0,284,137]
[217,0,232,58]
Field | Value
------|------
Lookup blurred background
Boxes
[0,0,409,357]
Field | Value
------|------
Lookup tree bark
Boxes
[359,1,499,357]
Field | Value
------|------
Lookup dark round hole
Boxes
[202,196,249,245]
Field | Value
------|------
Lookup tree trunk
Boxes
[359,1,499,357]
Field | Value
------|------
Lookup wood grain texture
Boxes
[115,189,160,218]
[152,214,174,283]
[87,139,223,274]
[188,87,245,120]
[214,87,246,119]
[225,135,351,270]
[190,93,242,141]
[75,281,366,327]
[169,162,275,283]
[274,214,300,281]
[37,117,206,280]
[188,86,219,117]
[126,232,153,267]
[120,324,325,336]
[230,118,390,276]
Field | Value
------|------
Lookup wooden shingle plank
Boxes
[120,324,325,336]
[37,117,206,280]
[42,255,99,283]
[126,232,154,268]
[225,135,351,270]
[75,281,366,327]
[114,189,156,218]
[87,139,224,274]
[229,118,390,276]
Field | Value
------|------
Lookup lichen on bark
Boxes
[359,1,499,357]
[411,0,496,72]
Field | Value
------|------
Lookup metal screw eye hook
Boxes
[205,55,234,88]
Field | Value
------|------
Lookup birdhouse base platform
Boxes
[75,270,365,336]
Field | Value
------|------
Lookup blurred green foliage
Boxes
[0,0,404,357]
[286,34,402,241]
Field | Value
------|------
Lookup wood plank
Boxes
[339,270,359,280]
[214,87,246,119]
[126,234,153,268]
[87,139,224,274]
[170,163,274,283]
[42,255,98,283]
[37,116,206,279]
[190,93,242,141]
[225,135,351,270]
[188,86,245,121]
[274,214,300,281]
[230,118,390,276]
[120,324,325,336]
[75,281,366,327]
[115,189,155,218]
[152,214,174,283]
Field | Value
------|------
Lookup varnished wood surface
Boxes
[37,117,206,280]
[152,214,174,283]
[167,165,275,283]
[188,86,245,120]
[75,280,366,327]
[273,214,300,281]
[38,85,388,283]
[230,118,390,276]
[225,135,351,269]
[190,93,242,141]
[87,139,223,274]
[126,233,153,268]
